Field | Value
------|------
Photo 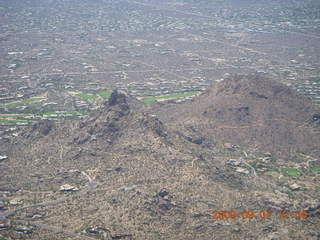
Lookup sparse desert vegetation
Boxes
[0,0,320,239]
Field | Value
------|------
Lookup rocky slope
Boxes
[0,90,319,240]
[157,75,320,157]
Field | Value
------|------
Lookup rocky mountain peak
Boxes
[106,90,128,107]
[101,90,130,117]
[90,90,129,119]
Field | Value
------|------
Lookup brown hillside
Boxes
[0,90,319,240]
[158,75,320,157]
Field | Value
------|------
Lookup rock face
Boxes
[104,90,130,117]
[107,90,129,107]
[157,75,320,157]
[32,120,55,136]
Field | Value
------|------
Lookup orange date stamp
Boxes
[211,209,308,220]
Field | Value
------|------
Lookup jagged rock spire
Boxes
[107,90,128,107]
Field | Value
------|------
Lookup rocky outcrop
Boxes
[32,120,55,136]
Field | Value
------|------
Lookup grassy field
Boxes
[281,168,301,178]
[97,90,112,99]
[0,118,30,124]
[0,97,46,108]
[140,91,200,104]
[0,89,109,127]
[310,166,320,172]
[76,90,112,101]
[61,89,112,101]
[0,114,32,119]
[75,92,99,101]
[0,111,84,125]
[39,110,84,117]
